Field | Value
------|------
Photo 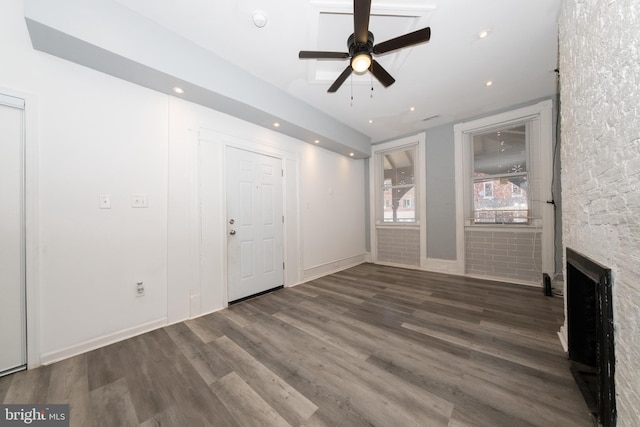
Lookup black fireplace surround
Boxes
[566,248,616,427]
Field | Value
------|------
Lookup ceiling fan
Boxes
[298,0,431,93]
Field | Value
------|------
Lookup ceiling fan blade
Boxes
[328,65,353,93]
[370,60,395,87]
[353,0,371,44]
[373,27,431,54]
[299,51,349,59]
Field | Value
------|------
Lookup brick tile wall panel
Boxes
[376,228,420,266]
[559,0,640,424]
[464,230,542,283]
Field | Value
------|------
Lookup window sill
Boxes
[464,223,542,232]
[376,223,420,230]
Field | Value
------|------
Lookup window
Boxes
[482,182,493,199]
[381,146,416,223]
[454,100,554,274]
[512,183,523,197]
[472,124,529,224]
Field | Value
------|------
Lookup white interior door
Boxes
[226,147,284,302]
[0,94,27,376]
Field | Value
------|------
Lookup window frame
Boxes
[369,133,427,266]
[453,99,555,275]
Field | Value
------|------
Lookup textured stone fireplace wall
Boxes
[559,1,640,424]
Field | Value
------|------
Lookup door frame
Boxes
[197,127,299,310]
[1,88,40,369]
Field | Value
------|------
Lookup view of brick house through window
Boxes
[382,147,416,222]
[472,124,529,224]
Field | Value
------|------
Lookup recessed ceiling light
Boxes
[485,81,493,87]
[173,87,184,94]
[314,139,320,144]
[273,122,280,127]
[349,152,355,157]
[368,119,373,124]
[479,29,491,39]
[410,107,416,112]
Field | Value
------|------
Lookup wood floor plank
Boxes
[2,364,52,404]
[87,341,126,392]
[184,315,225,344]
[0,373,13,403]
[89,377,139,427]
[211,371,291,427]
[46,354,94,427]
[273,311,370,360]
[243,312,455,426]
[458,372,589,427]
[211,335,318,425]
[165,322,232,385]
[0,263,595,426]
[447,391,539,427]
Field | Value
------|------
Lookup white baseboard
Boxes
[40,318,167,366]
[558,325,568,353]
[371,259,544,289]
[465,273,543,288]
[373,260,422,270]
[302,253,367,283]
[422,258,464,275]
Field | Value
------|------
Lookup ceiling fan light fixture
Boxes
[351,53,372,73]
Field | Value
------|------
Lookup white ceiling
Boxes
[111,0,560,143]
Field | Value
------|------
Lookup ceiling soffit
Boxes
[23,0,373,159]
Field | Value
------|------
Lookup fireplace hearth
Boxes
[566,248,616,427]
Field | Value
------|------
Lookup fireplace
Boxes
[566,248,616,427]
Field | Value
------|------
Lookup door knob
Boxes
[229,230,236,235]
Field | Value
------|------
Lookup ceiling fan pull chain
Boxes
[371,74,374,98]
[350,75,354,107]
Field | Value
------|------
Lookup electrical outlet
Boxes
[99,194,111,209]
[132,193,148,208]
[136,281,145,297]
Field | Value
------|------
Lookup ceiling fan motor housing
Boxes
[348,31,374,57]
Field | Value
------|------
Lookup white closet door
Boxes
[0,95,27,375]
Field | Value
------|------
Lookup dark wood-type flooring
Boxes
[0,263,595,426]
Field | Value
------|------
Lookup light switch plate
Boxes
[132,193,148,208]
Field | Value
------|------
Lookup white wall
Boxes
[300,145,367,279]
[1,0,367,365]
[559,0,640,425]
[1,1,170,361]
